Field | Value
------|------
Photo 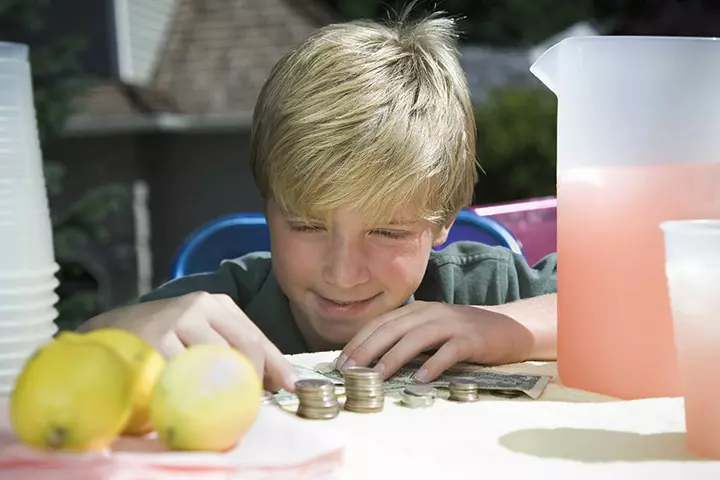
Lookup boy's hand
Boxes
[80,292,299,392]
[335,301,534,383]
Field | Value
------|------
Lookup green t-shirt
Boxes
[138,241,557,354]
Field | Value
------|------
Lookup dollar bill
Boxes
[315,362,551,400]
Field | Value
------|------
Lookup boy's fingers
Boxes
[210,294,298,391]
[339,302,423,369]
[373,323,449,379]
[261,339,299,392]
[343,313,424,370]
[413,338,473,383]
[175,321,230,348]
[157,331,186,359]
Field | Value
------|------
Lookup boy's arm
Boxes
[478,292,557,361]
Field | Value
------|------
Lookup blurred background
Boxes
[1,0,718,330]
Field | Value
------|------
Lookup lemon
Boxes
[57,329,166,436]
[149,345,262,451]
[10,339,133,451]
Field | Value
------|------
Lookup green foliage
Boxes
[1,0,129,331]
[473,87,557,204]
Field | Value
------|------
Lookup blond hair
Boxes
[250,9,477,227]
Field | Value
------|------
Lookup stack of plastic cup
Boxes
[0,41,60,395]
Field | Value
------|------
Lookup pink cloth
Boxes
[0,398,345,480]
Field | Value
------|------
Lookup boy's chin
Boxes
[312,319,365,346]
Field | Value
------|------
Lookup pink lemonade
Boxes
[673,311,720,458]
[556,161,720,399]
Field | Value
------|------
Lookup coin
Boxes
[404,385,437,398]
[449,378,479,402]
[343,366,385,413]
[490,389,523,399]
[400,385,436,408]
[295,379,340,420]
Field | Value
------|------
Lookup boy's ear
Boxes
[431,217,456,247]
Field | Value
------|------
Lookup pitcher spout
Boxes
[529,40,564,95]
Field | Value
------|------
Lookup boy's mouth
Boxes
[314,293,380,317]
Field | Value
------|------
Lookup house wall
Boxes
[142,131,264,287]
[44,135,141,308]
[48,129,264,309]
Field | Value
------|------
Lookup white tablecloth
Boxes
[287,351,720,480]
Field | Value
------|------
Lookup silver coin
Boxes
[295,379,334,389]
[404,385,437,397]
[490,389,523,399]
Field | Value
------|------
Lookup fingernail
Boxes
[373,362,385,376]
[335,353,347,370]
[413,368,429,383]
[341,359,355,372]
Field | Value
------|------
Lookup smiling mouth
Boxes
[321,295,378,305]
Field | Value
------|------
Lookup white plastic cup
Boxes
[0,214,55,271]
[0,319,57,339]
[0,302,58,325]
[661,219,720,459]
[0,276,58,296]
[0,327,55,354]
[0,290,58,310]
[0,263,60,289]
[0,311,58,336]
[0,350,36,371]
[0,177,51,214]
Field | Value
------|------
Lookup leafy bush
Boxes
[473,87,558,204]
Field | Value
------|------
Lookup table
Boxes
[288,351,720,480]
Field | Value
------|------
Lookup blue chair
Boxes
[170,209,523,279]
[170,213,270,280]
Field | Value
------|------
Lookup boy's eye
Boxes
[371,229,409,239]
[288,223,326,233]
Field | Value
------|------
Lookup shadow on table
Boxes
[498,428,709,462]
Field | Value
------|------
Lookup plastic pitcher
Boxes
[530,36,720,399]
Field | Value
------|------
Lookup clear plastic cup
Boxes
[661,219,720,459]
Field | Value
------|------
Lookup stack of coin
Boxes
[400,385,437,408]
[295,379,340,419]
[448,378,479,402]
[343,366,385,413]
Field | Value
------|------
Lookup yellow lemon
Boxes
[149,345,262,451]
[58,329,166,436]
[10,339,133,451]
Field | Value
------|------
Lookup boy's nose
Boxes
[322,238,370,289]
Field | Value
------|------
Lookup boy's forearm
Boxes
[76,306,134,333]
[477,293,558,361]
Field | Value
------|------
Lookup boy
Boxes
[80,10,558,394]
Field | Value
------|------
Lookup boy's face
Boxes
[266,199,452,348]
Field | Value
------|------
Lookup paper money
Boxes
[315,362,551,400]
